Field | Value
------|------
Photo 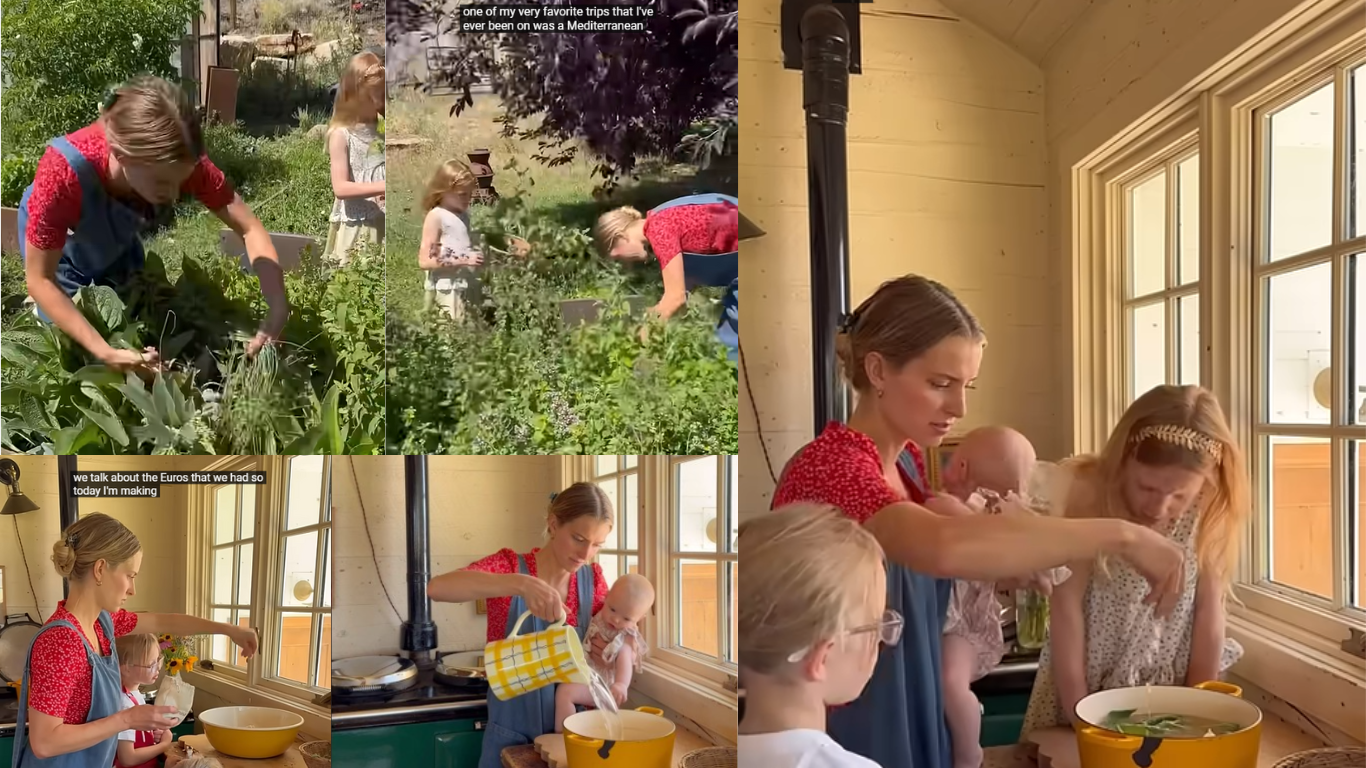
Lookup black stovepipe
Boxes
[58,456,79,599]
[402,455,438,666]
[802,3,852,433]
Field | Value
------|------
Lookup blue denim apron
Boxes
[477,555,596,768]
[649,193,740,361]
[18,136,149,322]
[826,450,955,768]
[13,612,125,768]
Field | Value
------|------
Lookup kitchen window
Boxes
[190,456,332,704]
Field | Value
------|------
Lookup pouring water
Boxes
[583,666,623,742]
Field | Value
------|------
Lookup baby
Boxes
[555,573,655,733]
[115,633,175,768]
[932,426,1068,768]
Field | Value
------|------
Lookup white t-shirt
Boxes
[739,730,881,768]
[116,687,146,742]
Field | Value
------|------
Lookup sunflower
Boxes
[160,634,174,643]
[168,659,182,673]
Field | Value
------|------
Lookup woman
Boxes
[770,274,1187,768]
[14,513,259,767]
[594,194,739,358]
[427,483,611,768]
[1021,384,1249,734]
[19,75,289,371]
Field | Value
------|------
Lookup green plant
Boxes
[1,154,40,209]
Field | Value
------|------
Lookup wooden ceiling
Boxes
[938,0,1098,63]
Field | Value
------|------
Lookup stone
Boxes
[254,32,316,58]
[305,39,344,67]
[250,56,290,76]
[219,35,256,70]
[307,123,329,140]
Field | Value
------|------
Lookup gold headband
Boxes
[1130,424,1222,462]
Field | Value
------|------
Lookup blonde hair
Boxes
[546,482,614,538]
[330,51,384,129]
[1068,384,1249,584]
[52,513,141,581]
[593,207,644,255]
[116,633,161,668]
[738,503,884,676]
[422,160,478,211]
[835,275,985,392]
[101,76,204,165]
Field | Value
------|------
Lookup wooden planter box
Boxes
[559,296,651,328]
[2,207,20,255]
[219,229,318,272]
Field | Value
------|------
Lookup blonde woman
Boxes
[739,503,899,767]
[426,483,611,768]
[417,160,485,321]
[1021,384,1250,734]
[323,51,387,265]
[13,513,258,766]
[18,75,289,369]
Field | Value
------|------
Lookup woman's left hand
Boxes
[588,634,610,665]
[229,626,259,658]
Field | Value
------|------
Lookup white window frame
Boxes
[565,456,738,742]
[266,456,333,694]
[205,473,256,675]
[1074,3,1366,739]
[187,456,333,707]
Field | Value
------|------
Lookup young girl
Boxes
[18,75,289,368]
[1021,384,1249,734]
[554,573,654,732]
[417,160,485,321]
[739,503,902,768]
[324,51,387,266]
[115,633,173,768]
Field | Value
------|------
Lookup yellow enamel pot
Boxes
[1073,681,1263,768]
[563,706,676,768]
[197,706,304,758]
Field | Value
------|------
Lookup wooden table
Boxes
[502,744,550,768]
[175,734,306,768]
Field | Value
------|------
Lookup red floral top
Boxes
[461,548,607,643]
[27,601,140,723]
[772,421,931,519]
[643,202,739,270]
[25,122,235,252]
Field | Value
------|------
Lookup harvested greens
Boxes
[1101,710,1242,739]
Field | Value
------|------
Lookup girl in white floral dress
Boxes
[1022,385,1250,734]
[323,51,386,266]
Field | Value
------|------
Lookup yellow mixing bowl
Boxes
[564,706,676,768]
[197,706,305,758]
[1074,681,1263,768]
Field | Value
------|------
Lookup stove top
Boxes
[331,665,487,730]
[0,691,17,737]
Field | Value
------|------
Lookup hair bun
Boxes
[51,542,77,579]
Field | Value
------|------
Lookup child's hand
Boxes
[463,250,484,267]
[158,728,173,747]
[610,682,629,705]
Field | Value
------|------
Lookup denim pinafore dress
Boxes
[648,193,740,361]
[17,135,149,322]
[476,555,596,768]
[13,612,125,767]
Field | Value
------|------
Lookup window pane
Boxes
[240,485,256,540]
[1349,67,1365,238]
[599,555,639,589]
[1177,155,1199,284]
[234,609,251,666]
[597,479,621,547]
[322,534,331,608]
[1267,263,1332,425]
[1352,440,1363,609]
[727,561,737,664]
[286,456,325,530]
[624,473,639,550]
[624,456,638,469]
[317,615,332,688]
[211,608,231,663]
[214,486,236,545]
[595,456,616,476]
[1130,302,1166,401]
[677,458,719,554]
[282,532,320,608]
[236,543,253,606]
[677,559,718,657]
[1268,83,1333,261]
[1267,436,1332,600]
[1353,256,1365,425]
[212,548,232,605]
[1178,294,1201,386]
[728,455,738,553]
[277,612,315,684]
[1129,172,1167,297]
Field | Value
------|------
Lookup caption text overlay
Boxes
[458,3,654,33]
[69,471,267,498]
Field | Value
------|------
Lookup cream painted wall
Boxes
[0,457,62,623]
[331,456,557,660]
[739,0,1052,516]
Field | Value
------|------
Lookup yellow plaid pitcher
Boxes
[484,611,591,701]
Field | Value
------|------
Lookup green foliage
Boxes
[1,154,40,209]
[0,0,201,155]
[386,196,737,455]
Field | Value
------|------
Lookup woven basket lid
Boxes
[679,746,737,768]
[1272,747,1366,768]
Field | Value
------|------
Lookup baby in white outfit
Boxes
[555,573,655,732]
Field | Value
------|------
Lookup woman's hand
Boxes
[228,625,259,658]
[1122,525,1186,617]
[516,575,566,623]
[99,346,161,373]
[588,634,610,665]
[247,301,290,359]
[122,705,178,731]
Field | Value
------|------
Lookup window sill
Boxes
[631,662,738,745]
[1226,611,1366,743]
[184,669,331,742]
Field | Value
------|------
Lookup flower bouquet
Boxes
[156,634,198,725]
[158,634,199,675]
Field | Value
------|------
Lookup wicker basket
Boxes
[679,746,737,768]
[299,740,331,768]
[1272,747,1366,768]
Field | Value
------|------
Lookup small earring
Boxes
[876,389,884,398]
[95,580,102,586]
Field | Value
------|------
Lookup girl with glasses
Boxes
[738,503,902,767]
[114,634,172,768]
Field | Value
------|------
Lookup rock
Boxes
[307,123,330,140]
[255,32,315,58]
[305,39,343,66]
[220,35,256,70]
[250,56,290,76]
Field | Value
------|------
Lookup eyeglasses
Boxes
[787,609,905,663]
[125,659,159,673]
